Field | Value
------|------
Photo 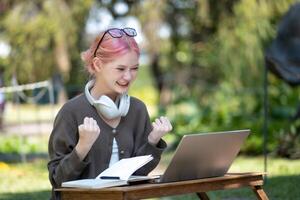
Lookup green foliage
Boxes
[146,0,300,155]
[129,65,159,110]
[1,0,92,84]
[201,0,299,155]
[0,135,48,154]
[3,2,54,83]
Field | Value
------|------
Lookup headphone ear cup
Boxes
[85,80,96,105]
[118,94,130,116]
[97,95,117,108]
[96,95,120,119]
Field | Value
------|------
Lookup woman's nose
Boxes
[123,70,132,80]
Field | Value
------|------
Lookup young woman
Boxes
[48,28,172,200]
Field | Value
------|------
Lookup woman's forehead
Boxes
[109,51,139,66]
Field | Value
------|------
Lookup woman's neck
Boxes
[98,111,121,128]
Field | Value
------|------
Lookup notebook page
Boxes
[96,155,153,180]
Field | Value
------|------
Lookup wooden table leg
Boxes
[252,186,269,200]
[196,192,210,200]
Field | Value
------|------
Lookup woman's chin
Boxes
[116,84,129,93]
[114,87,128,94]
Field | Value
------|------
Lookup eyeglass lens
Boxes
[123,28,137,36]
[108,29,123,38]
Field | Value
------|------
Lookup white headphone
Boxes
[84,80,130,120]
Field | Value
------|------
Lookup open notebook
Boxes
[61,155,154,189]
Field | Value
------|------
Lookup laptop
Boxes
[154,129,250,183]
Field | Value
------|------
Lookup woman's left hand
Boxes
[148,116,172,145]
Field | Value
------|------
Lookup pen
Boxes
[100,176,120,180]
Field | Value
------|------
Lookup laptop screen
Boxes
[159,130,250,182]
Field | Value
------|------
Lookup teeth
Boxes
[118,82,128,86]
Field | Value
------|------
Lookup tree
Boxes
[0,0,92,102]
[135,0,299,154]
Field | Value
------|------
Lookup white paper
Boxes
[96,155,153,180]
[62,178,127,189]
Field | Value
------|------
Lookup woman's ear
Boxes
[92,57,103,73]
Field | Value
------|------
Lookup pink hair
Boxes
[81,32,140,74]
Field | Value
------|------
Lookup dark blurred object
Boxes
[265,3,300,159]
[265,3,300,86]
[276,129,300,159]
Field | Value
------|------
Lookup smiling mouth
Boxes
[117,82,129,87]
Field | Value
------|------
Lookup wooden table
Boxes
[56,172,269,200]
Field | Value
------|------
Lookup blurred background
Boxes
[0,0,300,199]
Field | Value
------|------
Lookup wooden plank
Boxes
[124,180,263,199]
[61,191,123,200]
[196,192,210,200]
[122,175,264,199]
[120,173,264,192]
[252,186,269,200]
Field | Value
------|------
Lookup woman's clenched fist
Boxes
[75,117,100,160]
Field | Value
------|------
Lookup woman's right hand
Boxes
[75,117,100,161]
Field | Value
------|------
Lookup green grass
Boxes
[0,156,299,200]
[0,159,51,200]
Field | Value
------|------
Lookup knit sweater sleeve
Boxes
[47,106,90,188]
[133,101,167,175]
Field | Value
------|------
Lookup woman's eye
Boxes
[116,68,125,71]
[131,67,139,71]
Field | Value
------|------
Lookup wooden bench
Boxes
[56,172,269,200]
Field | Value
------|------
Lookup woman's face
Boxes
[97,50,139,95]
